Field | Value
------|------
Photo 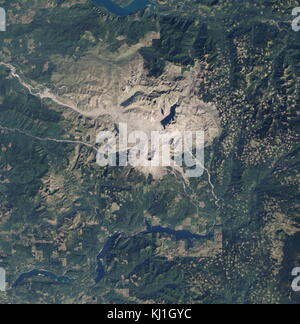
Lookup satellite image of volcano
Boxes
[0,0,299,304]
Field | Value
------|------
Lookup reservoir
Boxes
[95,224,214,282]
[95,233,122,283]
[13,270,73,287]
[91,0,150,17]
[144,221,214,249]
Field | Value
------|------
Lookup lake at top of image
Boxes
[91,0,151,17]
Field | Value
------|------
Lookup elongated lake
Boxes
[91,0,150,17]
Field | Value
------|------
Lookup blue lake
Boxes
[91,0,150,17]
[144,221,214,249]
[13,270,73,287]
[95,233,122,283]
[95,224,214,282]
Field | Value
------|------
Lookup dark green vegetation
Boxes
[0,0,299,304]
